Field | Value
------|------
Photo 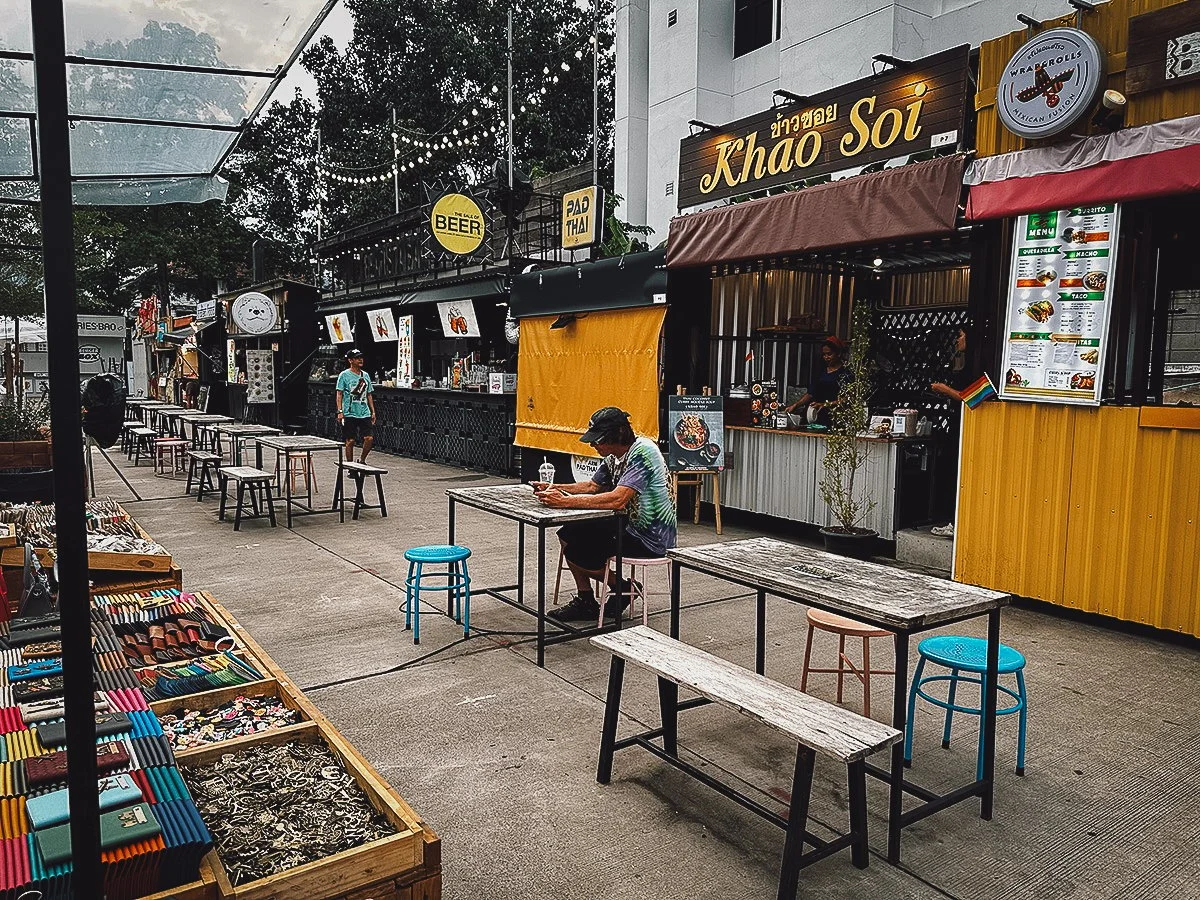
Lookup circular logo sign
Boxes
[997,28,1105,140]
[430,193,485,255]
[231,291,279,335]
[79,344,100,363]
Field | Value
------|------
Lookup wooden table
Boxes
[159,407,196,437]
[254,434,343,528]
[175,413,233,449]
[666,536,1010,865]
[447,484,628,667]
[128,399,167,426]
[149,404,185,433]
[213,423,281,466]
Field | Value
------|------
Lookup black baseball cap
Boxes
[579,407,631,444]
[346,348,364,359]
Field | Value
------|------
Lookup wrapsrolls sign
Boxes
[676,45,969,209]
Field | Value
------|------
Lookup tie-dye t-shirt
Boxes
[592,436,677,556]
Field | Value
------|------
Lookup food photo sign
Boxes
[999,203,1120,406]
[668,395,724,472]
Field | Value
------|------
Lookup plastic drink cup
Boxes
[538,458,555,486]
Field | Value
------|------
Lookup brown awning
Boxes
[666,154,967,269]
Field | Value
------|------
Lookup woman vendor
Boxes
[784,335,851,425]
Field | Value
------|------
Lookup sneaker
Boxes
[602,594,631,620]
[930,523,955,538]
[548,593,600,622]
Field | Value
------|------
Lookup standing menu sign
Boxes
[667,395,724,472]
[999,203,1120,406]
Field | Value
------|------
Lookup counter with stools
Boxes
[217,466,277,530]
[333,461,389,521]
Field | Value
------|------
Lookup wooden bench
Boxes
[128,427,158,465]
[185,450,223,500]
[591,626,902,900]
[332,460,389,522]
[217,466,277,530]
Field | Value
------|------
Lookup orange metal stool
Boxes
[800,608,893,718]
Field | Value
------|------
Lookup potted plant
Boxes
[817,304,877,558]
[0,399,53,502]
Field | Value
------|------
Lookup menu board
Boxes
[999,204,1121,406]
[395,315,414,386]
[667,395,724,472]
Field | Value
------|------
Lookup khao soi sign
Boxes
[676,45,969,209]
[430,192,485,255]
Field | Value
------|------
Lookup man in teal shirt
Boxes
[335,349,376,462]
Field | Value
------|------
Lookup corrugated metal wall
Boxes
[975,0,1200,160]
[956,403,1200,635]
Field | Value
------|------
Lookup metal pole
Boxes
[30,1,102,896]
[592,0,599,187]
[391,106,400,214]
[507,6,514,189]
[316,126,323,242]
[13,317,20,408]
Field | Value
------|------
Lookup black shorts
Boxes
[341,416,373,441]
[559,519,658,572]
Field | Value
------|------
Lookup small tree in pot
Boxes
[818,303,877,558]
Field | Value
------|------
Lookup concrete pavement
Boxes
[91,443,1200,899]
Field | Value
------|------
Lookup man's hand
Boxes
[371,414,377,424]
[531,481,550,493]
[535,488,570,508]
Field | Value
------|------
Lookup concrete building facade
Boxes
[615,0,1083,239]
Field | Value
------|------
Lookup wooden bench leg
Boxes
[777,746,816,900]
[352,474,366,520]
[332,466,345,521]
[658,677,678,757]
[218,475,229,521]
[596,656,626,785]
[375,473,387,517]
[847,759,869,869]
[264,482,277,528]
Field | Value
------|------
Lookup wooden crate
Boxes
[136,857,219,900]
[150,679,312,761]
[180,721,429,900]
[0,505,172,572]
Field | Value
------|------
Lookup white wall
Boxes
[617,0,1088,239]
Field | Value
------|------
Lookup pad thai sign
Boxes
[675,45,969,208]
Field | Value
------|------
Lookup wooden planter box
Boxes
[0,440,51,469]
[180,722,429,900]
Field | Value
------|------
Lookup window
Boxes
[1163,289,1200,405]
[668,8,677,27]
[734,0,775,57]
[665,181,674,196]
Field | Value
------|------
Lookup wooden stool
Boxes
[153,438,189,477]
[276,451,318,495]
[801,609,893,719]
[130,427,157,465]
[186,450,222,499]
[119,420,143,456]
[332,461,388,521]
[217,466,277,530]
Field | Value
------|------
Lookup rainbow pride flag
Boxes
[959,373,997,410]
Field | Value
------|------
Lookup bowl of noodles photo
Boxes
[674,414,710,451]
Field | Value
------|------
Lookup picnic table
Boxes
[174,413,233,449]
[254,434,342,528]
[447,483,629,667]
[666,536,1010,864]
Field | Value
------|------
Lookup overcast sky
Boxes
[275,0,353,103]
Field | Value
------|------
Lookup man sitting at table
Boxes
[535,407,677,622]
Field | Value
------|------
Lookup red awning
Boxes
[666,154,967,269]
[965,114,1200,220]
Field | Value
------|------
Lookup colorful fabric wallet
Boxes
[26,773,144,830]
[36,803,162,866]
[35,712,132,748]
[7,658,64,681]
[11,676,64,703]
[24,741,129,788]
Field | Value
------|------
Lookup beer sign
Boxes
[561,185,604,249]
[676,45,969,208]
[430,192,486,255]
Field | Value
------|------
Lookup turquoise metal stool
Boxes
[402,545,472,645]
[904,635,1027,781]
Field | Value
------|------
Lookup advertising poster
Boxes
[245,349,275,404]
[667,395,724,472]
[395,315,414,385]
[226,339,237,382]
[325,312,353,344]
[999,204,1121,406]
[367,307,398,342]
[436,299,480,338]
